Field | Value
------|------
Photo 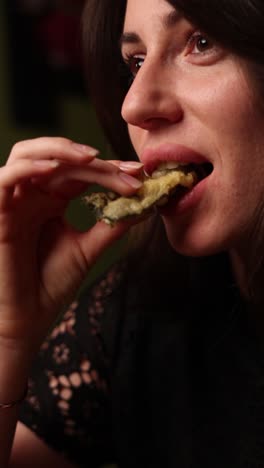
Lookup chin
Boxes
[168,240,219,258]
[163,223,227,258]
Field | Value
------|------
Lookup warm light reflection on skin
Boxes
[120,0,264,260]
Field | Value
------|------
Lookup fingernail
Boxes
[33,159,60,168]
[119,172,143,188]
[72,143,99,157]
[119,161,144,171]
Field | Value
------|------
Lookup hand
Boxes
[0,137,143,356]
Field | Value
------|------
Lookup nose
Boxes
[121,59,184,131]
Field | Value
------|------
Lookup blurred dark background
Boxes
[1,0,123,286]
[2,6,120,467]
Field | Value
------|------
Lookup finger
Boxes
[0,159,60,188]
[63,157,144,194]
[0,159,61,209]
[7,137,99,165]
[0,187,15,210]
[31,177,89,200]
[77,220,133,267]
[108,159,144,176]
[76,213,148,270]
[33,161,143,197]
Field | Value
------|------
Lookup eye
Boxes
[188,32,214,54]
[185,31,224,64]
[192,34,212,53]
[124,54,145,79]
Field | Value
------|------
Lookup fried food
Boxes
[84,166,197,226]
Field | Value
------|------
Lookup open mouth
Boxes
[151,161,213,181]
[84,161,213,225]
[191,162,214,181]
[152,161,213,209]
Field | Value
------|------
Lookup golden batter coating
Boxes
[84,168,197,226]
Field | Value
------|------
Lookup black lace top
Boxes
[19,257,264,468]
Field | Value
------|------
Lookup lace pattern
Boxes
[19,264,124,467]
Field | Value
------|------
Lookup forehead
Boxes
[123,0,179,31]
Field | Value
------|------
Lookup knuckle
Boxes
[8,140,29,162]
[8,136,76,165]
[34,136,71,150]
[10,141,24,155]
[54,136,73,148]
[45,137,74,158]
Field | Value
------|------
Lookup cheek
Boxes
[128,125,144,158]
[186,69,264,177]
[189,73,252,137]
[211,80,264,174]
[215,76,263,153]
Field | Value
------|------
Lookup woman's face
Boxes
[120,0,264,257]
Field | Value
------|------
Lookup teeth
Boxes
[152,161,187,178]
[157,161,182,170]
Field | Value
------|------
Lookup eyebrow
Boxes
[119,10,182,48]
[119,32,140,48]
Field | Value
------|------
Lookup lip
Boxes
[158,174,210,217]
[141,143,209,175]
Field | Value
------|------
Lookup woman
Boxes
[1,0,264,466]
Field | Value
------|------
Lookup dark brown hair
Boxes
[82,0,264,296]
[83,0,264,159]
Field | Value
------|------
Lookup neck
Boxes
[230,247,264,307]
